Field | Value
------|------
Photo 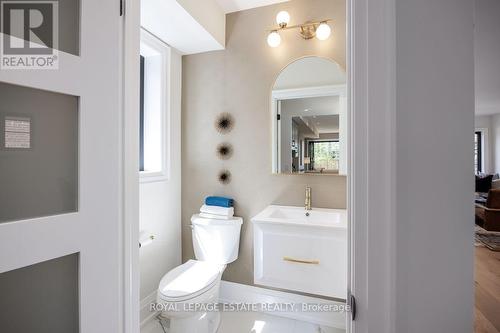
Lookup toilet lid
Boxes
[158,260,223,301]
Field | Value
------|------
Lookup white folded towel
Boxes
[199,212,233,220]
[200,204,234,217]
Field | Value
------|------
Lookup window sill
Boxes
[139,170,167,183]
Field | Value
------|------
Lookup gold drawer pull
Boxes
[283,256,320,265]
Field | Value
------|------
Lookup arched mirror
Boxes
[271,56,347,175]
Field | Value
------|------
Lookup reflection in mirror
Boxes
[271,57,347,175]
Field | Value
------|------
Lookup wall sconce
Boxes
[267,11,332,47]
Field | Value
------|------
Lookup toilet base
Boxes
[161,311,220,333]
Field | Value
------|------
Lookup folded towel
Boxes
[199,212,233,220]
[200,204,234,217]
[205,196,234,208]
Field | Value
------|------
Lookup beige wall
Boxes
[182,0,346,285]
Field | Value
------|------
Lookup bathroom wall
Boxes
[491,113,500,174]
[139,49,182,301]
[475,0,500,116]
[182,0,346,285]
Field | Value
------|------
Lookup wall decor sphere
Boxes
[216,142,234,160]
[218,170,232,185]
[214,112,235,134]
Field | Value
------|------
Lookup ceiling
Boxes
[304,115,339,133]
[214,0,290,13]
[282,96,340,117]
[284,96,340,136]
[141,0,224,55]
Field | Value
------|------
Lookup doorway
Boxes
[123,0,398,332]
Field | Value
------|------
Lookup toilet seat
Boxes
[158,260,224,302]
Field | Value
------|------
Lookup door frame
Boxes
[122,0,141,331]
[121,0,398,331]
[347,0,396,331]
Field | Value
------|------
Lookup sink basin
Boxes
[251,205,347,229]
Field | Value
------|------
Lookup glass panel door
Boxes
[0,1,123,332]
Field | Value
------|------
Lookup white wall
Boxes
[474,0,500,175]
[474,0,500,116]
[475,115,491,129]
[215,0,290,13]
[491,114,500,174]
[395,0,474,332]
[139,49,182,303]
[141,0,225,55]
[176,0,226,48]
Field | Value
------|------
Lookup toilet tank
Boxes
[191,214,243,264]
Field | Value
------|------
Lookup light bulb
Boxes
[276,11,290,27]
[267,31,281,48]
[316,22,331,40]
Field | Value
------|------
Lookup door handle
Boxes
[283,256,320,265]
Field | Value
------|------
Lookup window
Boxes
[139,29,169,182]
[309,140,340,171]
[139,55,145,172]
[475,131,483,174]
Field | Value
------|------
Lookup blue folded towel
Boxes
[205,196,234,208]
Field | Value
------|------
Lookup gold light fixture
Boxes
[267,30,282,48]
[316,22,332,40]
[276,11,291,28]
[267,11,332,47]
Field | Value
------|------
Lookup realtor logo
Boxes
[1,0,58,69]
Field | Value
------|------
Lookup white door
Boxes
[0,0,124,332]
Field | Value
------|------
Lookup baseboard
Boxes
[140,290,158,327]
[219,281,346,329]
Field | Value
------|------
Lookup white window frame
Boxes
[139,28,170,183]
[475,127,489,174]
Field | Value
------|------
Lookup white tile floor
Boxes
[141,311,345,333]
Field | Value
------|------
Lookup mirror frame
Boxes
[270,56,347,176]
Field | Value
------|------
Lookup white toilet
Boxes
[156,214,243,333]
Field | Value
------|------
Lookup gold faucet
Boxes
[305,186,312,211]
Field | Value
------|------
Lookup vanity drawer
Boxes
[254,223,347,299]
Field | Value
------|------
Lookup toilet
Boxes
[156,214,243,333]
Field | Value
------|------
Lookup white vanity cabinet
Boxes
[252,205,347,299]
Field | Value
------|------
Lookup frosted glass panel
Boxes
[0,254,79,333]
[0,82,78,223]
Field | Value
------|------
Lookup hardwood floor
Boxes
[475,246,500,333]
